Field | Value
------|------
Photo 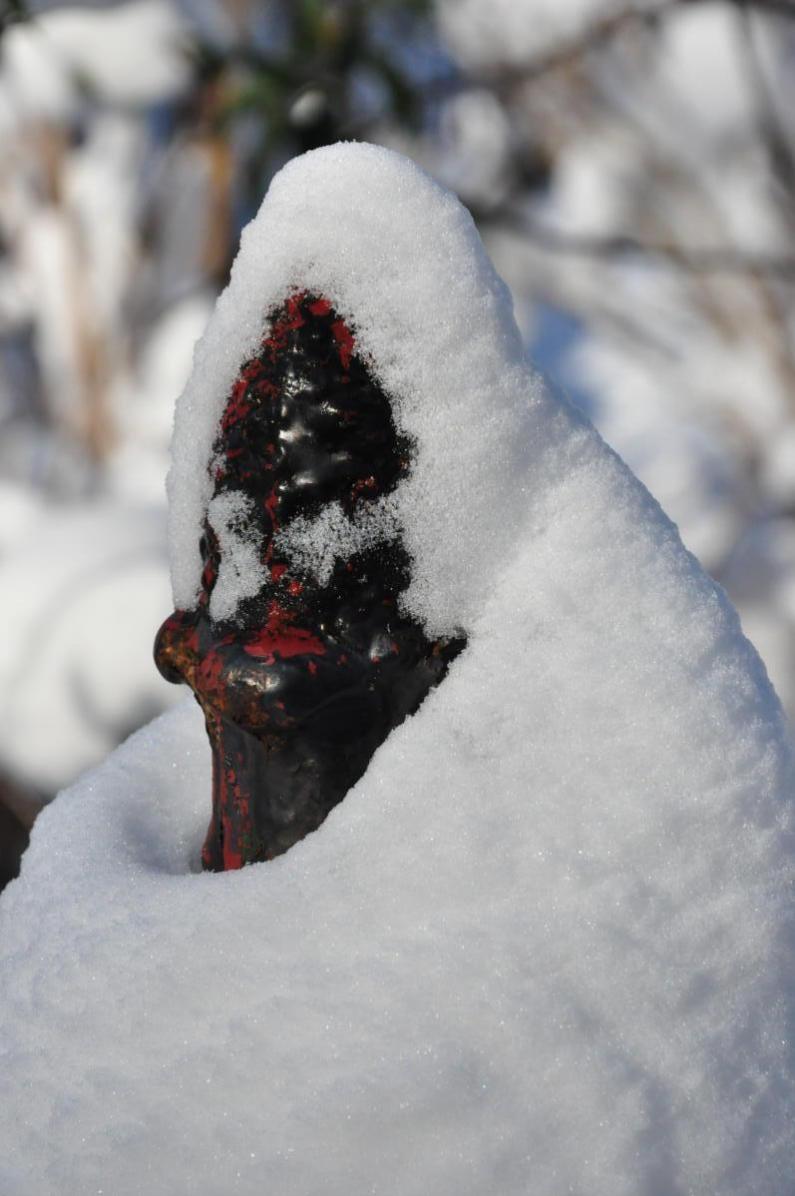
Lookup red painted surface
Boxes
[331,319,354,371]
[165,293,357,869]
[154,290,465,873]
[243,604,327,662]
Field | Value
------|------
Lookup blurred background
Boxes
[1,0,794,887]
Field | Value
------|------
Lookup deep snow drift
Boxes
[2,143,795,1196]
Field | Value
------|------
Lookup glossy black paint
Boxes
[155,293,465,870]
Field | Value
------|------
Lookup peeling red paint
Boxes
[243,605,327,661]
[331,318,354,370]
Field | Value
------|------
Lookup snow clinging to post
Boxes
[3,144,795,1196]
[205,490,266,622]
[168,142,534,637]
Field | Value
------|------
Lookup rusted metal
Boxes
[155,293,464,871]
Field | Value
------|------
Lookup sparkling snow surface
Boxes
[2,144,795,1195]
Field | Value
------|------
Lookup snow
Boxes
[277,496,400,589]
[652,4,757,149]
[0,479,42,556]
[3,142,795,1195]
[110,292,216,506]
[0,0,191,118]
[436,0,654,69]
[434,88,512,208]
[569,333,743,573]
[206,489,265,622]
[168,142,536,637]
[0,499,181,793]
[450,0,795,727]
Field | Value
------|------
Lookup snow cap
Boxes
[168,141,537,636]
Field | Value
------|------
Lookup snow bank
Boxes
[2,143,795,1196]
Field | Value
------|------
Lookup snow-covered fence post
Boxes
[5,144,795,1196]
[154,292,464,871]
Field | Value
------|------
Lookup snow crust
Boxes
[3,144,795,1195]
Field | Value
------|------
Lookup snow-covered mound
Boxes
[2,143,795,1196]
